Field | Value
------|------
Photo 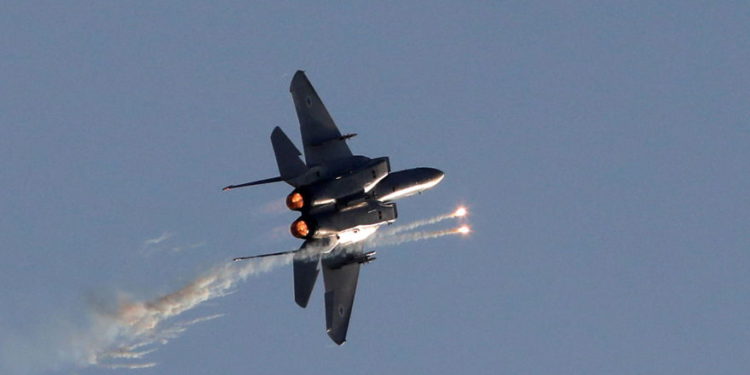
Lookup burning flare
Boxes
[59,206,471,371]
[368,205,472,248]
[378,206,469,237]
[456,225,471,234]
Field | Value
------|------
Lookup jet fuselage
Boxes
[287,160,444,241]
[226,71,448,345]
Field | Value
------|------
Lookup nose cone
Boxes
[414,167,444,191]
[371,167,445,202]
[424,168,445,185]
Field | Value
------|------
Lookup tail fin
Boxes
[271,127,308,184]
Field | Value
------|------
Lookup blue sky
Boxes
[1,1,748,374]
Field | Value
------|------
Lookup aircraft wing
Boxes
[321,242,364,345]
[289,70,353,166]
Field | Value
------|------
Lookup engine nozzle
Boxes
[286,191,305,210]
[290,218,311,239]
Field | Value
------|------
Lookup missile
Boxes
[233,249,296,262]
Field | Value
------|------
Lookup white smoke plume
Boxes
[78,217,466,368]
[68,253,293,370]
[143,232,173,246]
[368,226,470,248]
[100,362,158,370]
[1,208,470,374]
[377,207,467,237]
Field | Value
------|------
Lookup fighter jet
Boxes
[224,71,444,344]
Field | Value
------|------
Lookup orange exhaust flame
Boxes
[286,192,304,210]
[290,219,309,238]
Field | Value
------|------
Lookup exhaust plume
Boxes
[72,253,293,369]
[4,208,470,373]
[368,226,471,248]
[377,206,469,237]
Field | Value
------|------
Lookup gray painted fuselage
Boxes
[225,71,444,345]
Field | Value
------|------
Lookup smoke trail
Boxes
[100,362,158,370]
[368,226,469,248]
[377,214,453,236]
[144,232,173,246]
[102,347,157,360]
[377,207,467,237]
[70,253,294,369]
[3,209,469,373]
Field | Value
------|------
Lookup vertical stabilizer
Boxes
[293,252,320,308]
[271,127,308,184]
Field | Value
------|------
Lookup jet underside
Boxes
[225,71,444,344]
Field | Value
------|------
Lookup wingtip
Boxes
[290,70,310,92]
[326,330,347,345]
